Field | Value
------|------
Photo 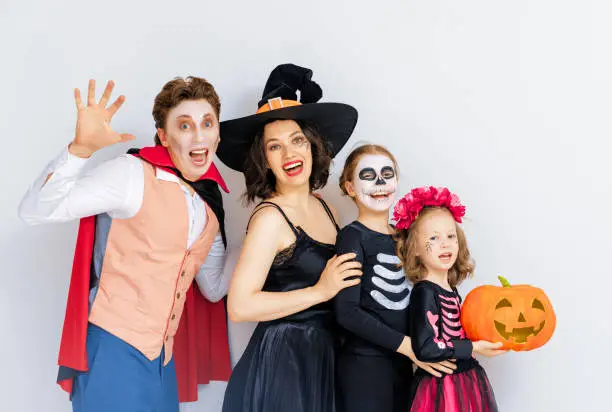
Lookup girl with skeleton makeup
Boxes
[334,145,456,412]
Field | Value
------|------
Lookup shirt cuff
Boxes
[453,339,474,360]
[48,145,90,180]
[389,331,406,352]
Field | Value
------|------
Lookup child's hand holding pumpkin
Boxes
[472,340,507,357]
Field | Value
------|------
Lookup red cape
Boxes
[57,146,232,402]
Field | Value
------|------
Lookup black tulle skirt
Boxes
[410,363,498,412]
[222,315,337,412]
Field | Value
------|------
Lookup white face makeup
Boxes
[158,99,220,182]
[352,154,398,212]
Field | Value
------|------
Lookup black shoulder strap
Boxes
[246,201,299,236]
[315,196,340,231]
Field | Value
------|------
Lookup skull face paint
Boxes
[353,154,398,212]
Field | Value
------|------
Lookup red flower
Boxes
[393,197,410,229]
[393,186,466,230]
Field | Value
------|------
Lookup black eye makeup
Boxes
[381,166,395,179]
[359,167,377,181]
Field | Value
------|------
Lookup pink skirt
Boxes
[410,365,498,412]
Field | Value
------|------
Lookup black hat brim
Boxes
[217,102,357,172]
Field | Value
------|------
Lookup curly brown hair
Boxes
[243,120,333,204]
[395,207,475,288]
[152,76,221,145]
[339,144,398,199]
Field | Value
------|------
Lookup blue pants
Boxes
[72,323,179,412]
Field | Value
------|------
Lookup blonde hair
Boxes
[395,207,475,288]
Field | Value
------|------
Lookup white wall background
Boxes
[2,0,610,411]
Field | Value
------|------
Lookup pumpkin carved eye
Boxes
[495,298,512,309]
[532,298,545,311]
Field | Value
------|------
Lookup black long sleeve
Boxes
[334,226,405,352]
[409,282,473,362]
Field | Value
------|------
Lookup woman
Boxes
[217,64,360,412]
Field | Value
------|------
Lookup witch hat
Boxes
[217,63,358,172]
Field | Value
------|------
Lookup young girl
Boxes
[394,186,505,412]
[334,146,456,412]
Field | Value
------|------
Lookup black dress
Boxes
[334,221,414,412]
[222,197,340,412]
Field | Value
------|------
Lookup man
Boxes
[19,78,231,411]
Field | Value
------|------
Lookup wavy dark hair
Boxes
[243,120,333,204]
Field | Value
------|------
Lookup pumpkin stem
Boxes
[498,275,511,288]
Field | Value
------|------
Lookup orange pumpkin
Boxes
[460,276,556,351]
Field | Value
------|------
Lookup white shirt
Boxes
[18,147,230,302]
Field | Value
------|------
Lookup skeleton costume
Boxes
[334,154,414,412]
[394,186,499,412]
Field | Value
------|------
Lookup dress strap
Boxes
[246,201,300,236]
[314,196,340,231]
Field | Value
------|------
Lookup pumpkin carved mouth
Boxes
[494,320,546,343]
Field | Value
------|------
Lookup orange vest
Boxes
[88,162,219,365]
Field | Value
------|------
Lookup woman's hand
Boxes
[69,79,135,158]
[313,253,362,301]
[228,208,360,323]
[472,340,507,357]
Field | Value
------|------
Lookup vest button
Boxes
[181,271,185,277]
[165,336,169,341]
[171,314,176,320]
[176,293,181,299]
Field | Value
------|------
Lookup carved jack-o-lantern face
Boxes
[461,276,556,351]
[493,295,547,343]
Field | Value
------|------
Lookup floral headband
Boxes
[393,186,466,230]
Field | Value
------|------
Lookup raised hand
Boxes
[69,79,136,158]
[314,253,362,301]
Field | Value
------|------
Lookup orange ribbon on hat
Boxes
[256,97,302,114]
